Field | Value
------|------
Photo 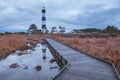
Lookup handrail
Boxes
[45,39,70,80]
[53,63,70,80]
[112,63,120,80]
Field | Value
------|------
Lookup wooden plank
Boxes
[71,62,112,69]
[71,66,115,75]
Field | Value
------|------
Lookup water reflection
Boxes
[42,53,46,62]
[0,43,59,80]
[42,45,47,62]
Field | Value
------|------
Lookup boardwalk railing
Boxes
[45,39,70,80]
[112,64,120,79]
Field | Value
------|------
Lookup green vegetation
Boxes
[80,28,102,33]
[51,26,66,34]
[102,25,120,36]
[72,25,120,36]
[51,27,57,34]
[27,24,38,34]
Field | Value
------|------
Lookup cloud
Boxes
[78,6,120,28]
[50,0,120,29]
[0,0,120,32]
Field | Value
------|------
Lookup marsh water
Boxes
[0,43,59,80]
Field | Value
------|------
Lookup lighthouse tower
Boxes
[41,7,47,33]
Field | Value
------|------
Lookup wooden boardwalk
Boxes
[46,38,119,80]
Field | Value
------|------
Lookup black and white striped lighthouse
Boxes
[41,7,47,33]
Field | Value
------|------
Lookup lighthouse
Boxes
[41,7,47,33]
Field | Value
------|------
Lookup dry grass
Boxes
[0,34,50,59]
[28,34,51,43]
[0,34,28,59]
[52,35,120,73]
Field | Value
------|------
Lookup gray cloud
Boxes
[0,0,120,32]
[77,6,120,28]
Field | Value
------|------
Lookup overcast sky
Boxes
[0,0,120,32]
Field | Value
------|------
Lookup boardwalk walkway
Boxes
[46,38,119,80]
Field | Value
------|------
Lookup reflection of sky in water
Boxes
[0,43,59,80]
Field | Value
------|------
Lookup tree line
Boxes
[0,24,120,35]
[27,24,66,34]
[72,25,120,35]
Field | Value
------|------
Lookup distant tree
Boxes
[27,24,38,34]
[102,25,119,35]
[80,28,102,33]
[4,32,12,35]
[72,29,80,34]
[36,29,42,34]
[45,29,49,34]
[0,33,4,36]
[15,32,26,35]
[51,27,58,34]
[59,26,65,33]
